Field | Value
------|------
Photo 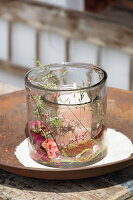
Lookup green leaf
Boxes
[33,58,46,70]
[50,117,61,128]
[61,70,68,79]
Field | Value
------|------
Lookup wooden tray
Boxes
[0,88,133,180]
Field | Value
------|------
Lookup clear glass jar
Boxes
[25,63,108,168]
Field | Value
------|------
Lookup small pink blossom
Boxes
[28,77,32,81]
[52,94,57,98]
[45,126,50,135]
[32,120,45,133]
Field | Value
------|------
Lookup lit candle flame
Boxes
[73,82,77,96]
[73,82,77,90]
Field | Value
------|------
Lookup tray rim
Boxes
[0,153,133,180]
[0,88,133,179]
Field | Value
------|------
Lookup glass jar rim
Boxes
[24,62,107,92]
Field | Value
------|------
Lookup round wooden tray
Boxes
[0,88,133,180]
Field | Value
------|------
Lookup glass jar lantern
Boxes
[25,63,108,168]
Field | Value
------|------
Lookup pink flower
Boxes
[31,131,45,146]
[28,77,32,81]
[52,94,57,98]
[42,139,59,158]
[32,120,45,133]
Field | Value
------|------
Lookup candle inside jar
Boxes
[56,82,92,148]
[58,82,91,105]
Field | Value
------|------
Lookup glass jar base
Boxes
[30,148,108,169]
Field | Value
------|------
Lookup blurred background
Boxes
[0,0,133,90]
